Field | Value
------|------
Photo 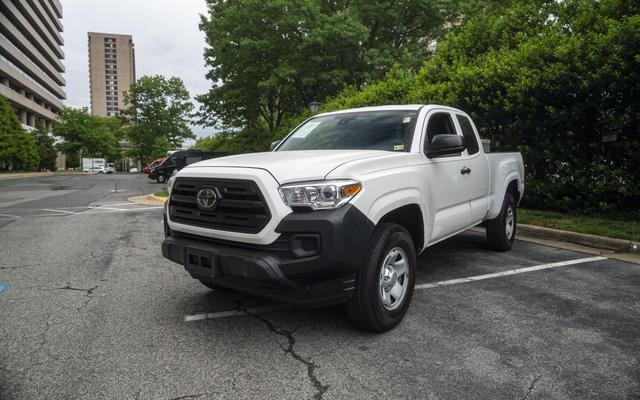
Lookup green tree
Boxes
[121,75,195,165]
[0,96,39,171]
[32,122,58,171]
[53,107,119,163]
[198,0,449,132]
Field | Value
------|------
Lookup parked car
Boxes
[129,167,139,173]
[83,163,114,174]
[144,157,166,174]
[85,166,105,173]
[161,105,525,331]
[148,150,226,183]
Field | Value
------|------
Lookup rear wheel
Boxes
[345,223,416,332]
[486,192,517,251]
[198,279,234,292]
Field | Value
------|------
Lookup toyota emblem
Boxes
[196,188,218,209]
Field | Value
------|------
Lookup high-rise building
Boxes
[0,0,65,131]
[88,32,135,117]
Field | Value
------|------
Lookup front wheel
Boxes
[345,223,416,332]
[486,193,517,251]
[156,174,166,184]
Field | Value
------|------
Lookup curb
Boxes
[517,224,639,254]
[148,194,168,204]
[128,194,167,206]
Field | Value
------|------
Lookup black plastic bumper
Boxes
[161,204,375,307]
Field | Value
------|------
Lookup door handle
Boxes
[460,167,471,175]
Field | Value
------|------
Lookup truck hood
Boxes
[185,150,397,184]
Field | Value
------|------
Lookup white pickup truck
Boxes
[162,105,524,331]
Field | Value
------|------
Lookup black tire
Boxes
[345,223,417,332]
[198,279,234,292]
[156,174,166,184]
[486,192,517,251]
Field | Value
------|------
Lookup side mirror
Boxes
[426,134,466,158]
[270,140,281,151]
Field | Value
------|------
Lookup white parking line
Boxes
[414,256,607,290]
[42,208,75,214]
[0,212,19,219]
[184,256,608,322]
[88,206,136,211]
[94,202,138,207]
[184,305,290,322]
[77,206,163,215]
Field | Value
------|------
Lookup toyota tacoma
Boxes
[162,105,524,331]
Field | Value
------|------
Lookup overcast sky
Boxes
[61,0,213,140]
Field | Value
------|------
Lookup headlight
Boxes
[167,176,176,194]
[278,180,362,210]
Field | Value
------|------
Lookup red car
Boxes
[143,157,166,174]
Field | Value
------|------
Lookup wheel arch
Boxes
[506,179,520,206]
[377,204,425,252]
[487,174,521,219]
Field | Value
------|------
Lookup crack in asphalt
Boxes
[57,284,100,311]
[520,373,541,400]
[240,303,329,400]
[169,394,207,400]
[0,264,35,270]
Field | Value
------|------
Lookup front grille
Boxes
[169,178,271,233]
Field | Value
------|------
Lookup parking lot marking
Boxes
[0,212,19,219]
[77,206,163,215]
[185,257,608,322]
[96,202,139,207]
[415,256,607,289]
[185,305,290,322]
[42,208,74,214]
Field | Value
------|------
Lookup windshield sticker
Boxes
[403,117,411,124]
[394,144,405,151]
[292,121,322,139]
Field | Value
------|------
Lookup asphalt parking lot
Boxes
[0,174,639,400]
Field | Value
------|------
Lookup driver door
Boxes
[423,111,472,242]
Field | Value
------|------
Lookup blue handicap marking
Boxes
[0,282,8,294]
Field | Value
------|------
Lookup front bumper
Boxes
[162,204,375,307]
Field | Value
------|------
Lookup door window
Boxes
[425,112,461,157]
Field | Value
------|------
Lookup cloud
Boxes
[61,0,215,140]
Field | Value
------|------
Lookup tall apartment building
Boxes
[88,32,135,117]
[0,0,65,131]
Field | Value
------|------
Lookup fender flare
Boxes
[364,187,430,250]
[487,173,521,220]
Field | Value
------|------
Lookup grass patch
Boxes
[519,209,640,242]
[154,191,168,198]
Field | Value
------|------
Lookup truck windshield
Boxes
[277,110,418,152]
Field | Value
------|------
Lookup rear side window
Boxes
[456,115,480,155]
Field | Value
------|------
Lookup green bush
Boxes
[314,0,640,215]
